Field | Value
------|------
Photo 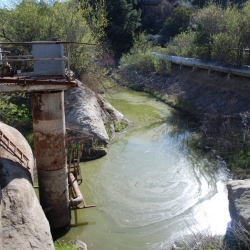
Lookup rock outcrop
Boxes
[227,179,250,230]
[65,80,128,160]
[0,122,54,250]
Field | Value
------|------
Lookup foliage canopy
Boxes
[0,0,108,75]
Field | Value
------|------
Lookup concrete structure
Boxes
[31,92,70,228]
[0,41,77,229]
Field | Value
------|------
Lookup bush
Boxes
[120,52,170,74]
[166,30,195,57]
[162,7,192,39]
[54,240,77,250]
[119,32,171,75]
[0,93,32,134]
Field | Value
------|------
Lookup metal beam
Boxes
[0,84,72,92]
[0,78,77,93]
[0,57,68,62]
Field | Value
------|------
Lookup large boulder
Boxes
[0,122,54,250]
[227,179,250,229]
[65,80,128,160]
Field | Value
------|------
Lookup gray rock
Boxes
[65,80,128,160]
[227,179,250,229]
[75,240,88,250]
[0,122,54,250]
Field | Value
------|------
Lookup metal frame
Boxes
[0,77,77,92]
[0,41,77,92]
[67,136,96,211]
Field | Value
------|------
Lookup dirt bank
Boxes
[118,65,250,176]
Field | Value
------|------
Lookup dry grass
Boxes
[170,221,250,250]
[224,221,250,250]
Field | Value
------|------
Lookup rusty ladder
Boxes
[0,130,30,169]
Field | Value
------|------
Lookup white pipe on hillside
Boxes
[152,53,250,78]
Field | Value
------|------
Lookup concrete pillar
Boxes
[31,91,70,229]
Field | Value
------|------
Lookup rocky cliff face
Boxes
[0,122,54,250]
[65,80,128,160]
[227,180,250,230]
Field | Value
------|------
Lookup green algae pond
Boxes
[60,88,231,250]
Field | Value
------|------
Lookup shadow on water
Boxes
[52,210,97,240]
[51,225,71,241]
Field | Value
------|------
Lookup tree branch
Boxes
[0,29,13,42]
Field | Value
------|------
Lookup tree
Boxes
[166,30,195,57]
[105,0,141,56]
[211,3,250,65]
[193,4,225,59]
[161,7,192,41]
[0,0,109,75]
[0,8,13,42]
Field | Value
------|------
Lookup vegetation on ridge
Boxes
[1,0,250,249]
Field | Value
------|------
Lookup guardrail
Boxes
[152,53,250,78]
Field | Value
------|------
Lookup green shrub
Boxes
[54,240,77,250]
[119,32,171,75]
[120,52,171,74]
[162,7,192,39]
[0,93,32,134]
[166,30,195,57]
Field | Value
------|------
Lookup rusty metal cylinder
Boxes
[31,91,70,228]
[69,173,83,207]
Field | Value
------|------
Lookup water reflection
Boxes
[62,89,231,250]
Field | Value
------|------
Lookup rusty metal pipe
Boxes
[68,173,83,207]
